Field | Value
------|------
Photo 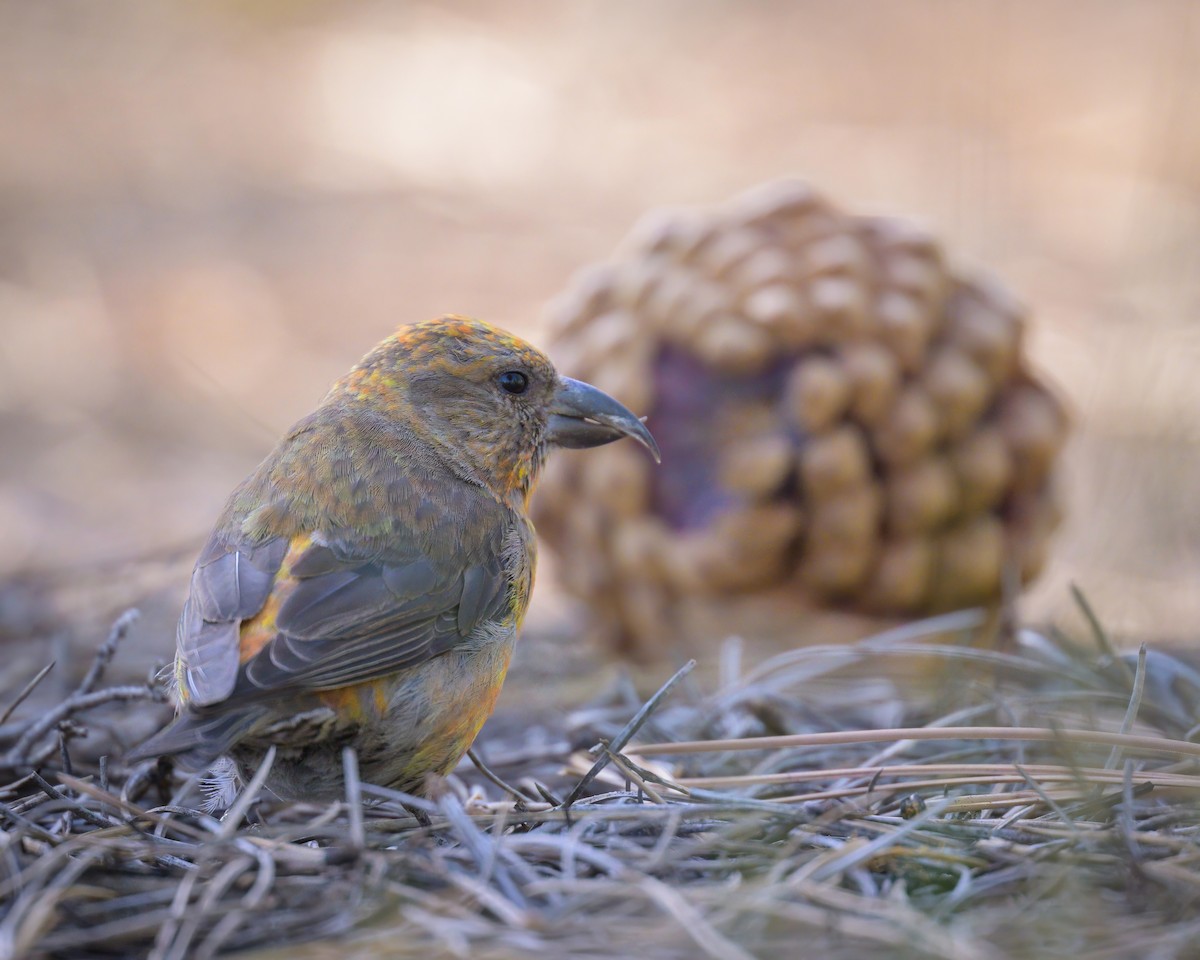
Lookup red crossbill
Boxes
[128,316,658,800]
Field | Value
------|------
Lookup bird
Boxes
[127,315,659,801]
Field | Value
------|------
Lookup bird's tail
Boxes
[125,706,269,770]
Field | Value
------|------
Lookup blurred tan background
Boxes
[2,0,1199,678]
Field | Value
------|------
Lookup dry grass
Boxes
[3,594,1199,960]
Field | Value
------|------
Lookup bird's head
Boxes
[332,316,659,501]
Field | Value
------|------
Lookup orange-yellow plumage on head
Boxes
[131,315,658,800]
[333,317,563,503]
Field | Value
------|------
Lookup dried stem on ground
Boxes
[2,599,1200,960]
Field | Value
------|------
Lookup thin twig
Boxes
[6,687,164,769]
[0,661,56,726]
[468,747,538,803]
[1106,644,1148,769]
[604,747,666,804]
[1012,763,1080,835]
[342,747,364,852]
[1071,584,1134,683]
[78,609,140,696]
[563,659,695,807]
[634,726,1200,760]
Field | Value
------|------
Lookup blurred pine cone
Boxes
[536,181,1067,657]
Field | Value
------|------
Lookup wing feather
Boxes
[182,539,512,703]
[174,449,519,710]
[239,550,507,694]
[177,535,287,705]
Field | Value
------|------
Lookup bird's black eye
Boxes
[497,370,529,395]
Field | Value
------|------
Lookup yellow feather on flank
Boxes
[405,644,514,780]
[237,534,315,664]
[316,684,369,723]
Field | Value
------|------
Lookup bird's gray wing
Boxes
[235,535,512,696]
[177,520,516,706]
[176,534,288,706]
